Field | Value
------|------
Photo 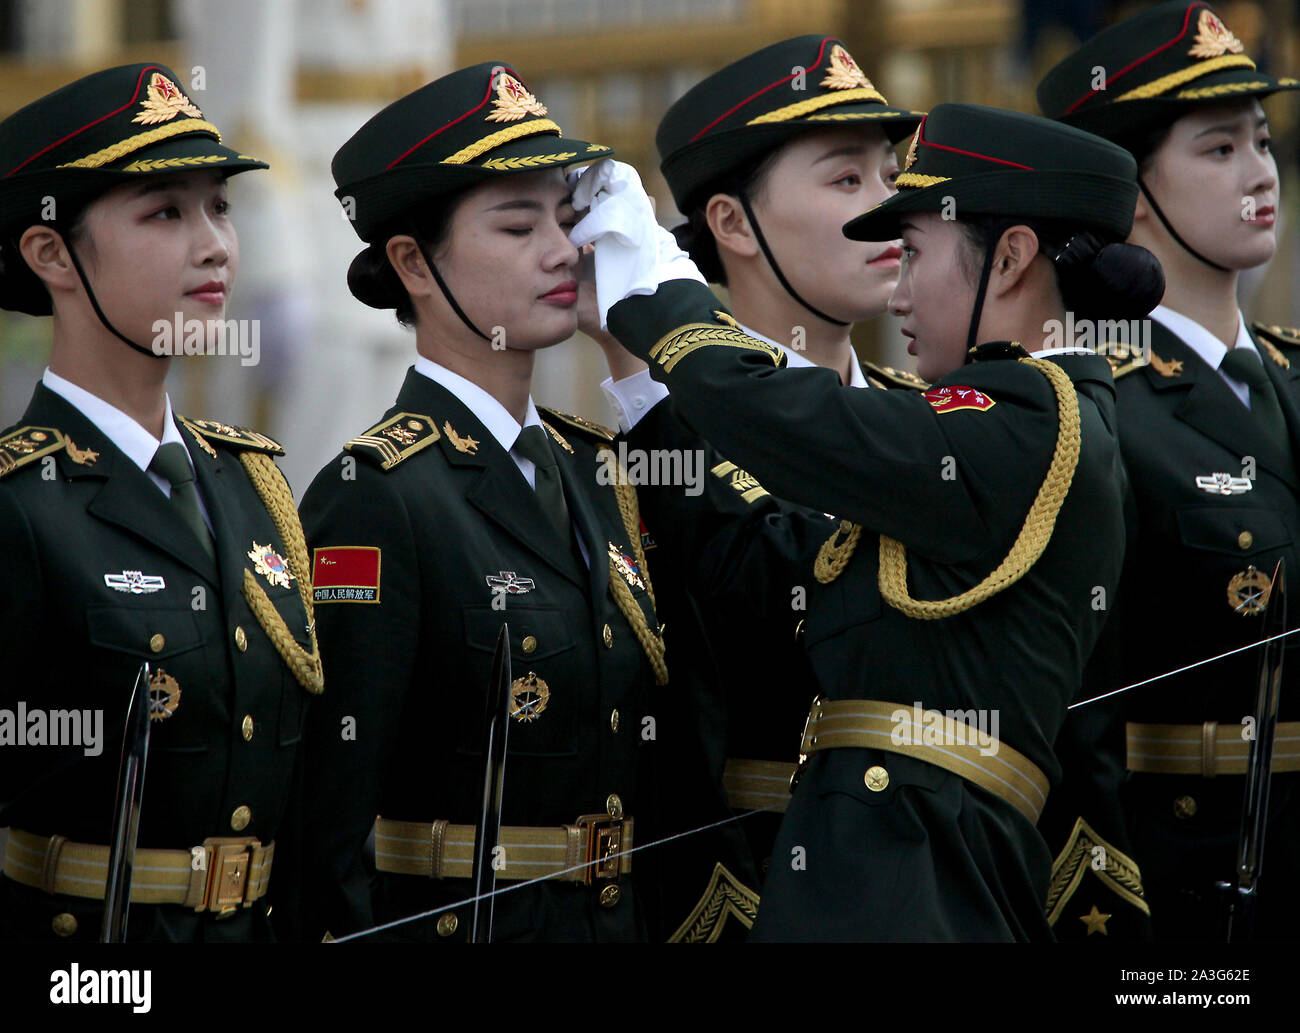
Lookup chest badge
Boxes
[148,668,181,721]
[1196,473,1253,495]
[1227,566,1271,616]
[608,542,645,591]
[510,671,550,722]
[104,570,166,594]
[486,571,535,595]
[248,542,295,590]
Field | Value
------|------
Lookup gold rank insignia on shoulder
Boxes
[442,421,479,454]
[863,361,928,391]
[538,406,615,442]
[0,426,70,477]
[180,417,284,455]
[148,668,181,721]
[711,460,769,504]
[1252,323,1300,370]
[345,412,440,470]
[1228,565,1271,616]
[248,541,295,590]
[648,314,783,374]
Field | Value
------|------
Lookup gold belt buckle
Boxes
[198,836,259,916]
[575,814,624,885]
[791,695,824,792]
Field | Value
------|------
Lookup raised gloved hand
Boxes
[569,159,705,328]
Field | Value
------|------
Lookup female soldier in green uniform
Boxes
[0,63,320,942]
[574,101,1164,939]
[298,63,667,942]
[1038,0,1300,939]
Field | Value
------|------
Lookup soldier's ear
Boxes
[385,234,436,302]
[705,193,759,263]
[989,224,1041,297]
[19,224,80,294]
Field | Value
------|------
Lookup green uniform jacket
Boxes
[297,369,665,943]
[608,279,1127,941]
[1087,320,1300,940]
[0,384,314,943]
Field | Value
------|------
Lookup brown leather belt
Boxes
[1126,720,1300,776]
[4,829,273,914]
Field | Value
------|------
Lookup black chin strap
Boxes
[1139,177,1230,273]
[413,234,492,343]
[65,238,163,359]
[737,191,849,327]
[964,241,998,362]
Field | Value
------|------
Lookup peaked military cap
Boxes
[657,35,922,212]
[1037,1,1300,140]
[0,62,266,315]
[333,62,613,243]
[844,103,1139,241]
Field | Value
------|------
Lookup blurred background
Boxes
[1,0,1297,494]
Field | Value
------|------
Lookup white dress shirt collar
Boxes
[413,354,543,455]
[1150,305,1256,406]
[736,322,870,388]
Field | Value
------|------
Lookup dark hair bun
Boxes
[346,243,407,310]
[1054,233,1164,320]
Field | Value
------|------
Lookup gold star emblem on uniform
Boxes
[1149,351,1183,378]
[487,72,548,123]
[443,421,479,454]
[821,43,874,91]
[63,438,98,466]
[1079,904,1111,935]
[131,72,203,125]
[247,541,296,590]
[1189,8,1244,59]
[1228,565,1271,616]
[509,671,550,722]
[148,668,181,721]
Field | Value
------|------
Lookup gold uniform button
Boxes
[602,624,613,648]
[522,635,537,654]
[230,805,252,831]
[234,626,248,652]
[610,709,620,733]
[149,633,165,653]
[599,885,621,908]
[51,913,77,937]
[864,765,890,792]
[1173,795,1198,820]
[241,714,254,742]
[1238,531,1253,550]
[436,912,458,937]
[606,793,623,820]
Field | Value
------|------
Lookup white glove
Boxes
[569,159,705,329]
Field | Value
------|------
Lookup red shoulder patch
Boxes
[312,546,381,603]
[923,386,996,414]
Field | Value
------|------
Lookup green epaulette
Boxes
[180,417,285,455]
[863,360,929,391]
[343,412,440,471]
[1252,323,1300,371]
[539,406,615,443]
[0,426,67,478]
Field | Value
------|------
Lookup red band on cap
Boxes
[689,37,835,142]
[1063,2,1206,115]
[922,138,1034,171]
[5,66,163,178]
[385,66,519,170]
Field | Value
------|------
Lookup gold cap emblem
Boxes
[1189,9,1244,59]
[131,72,203,125]
[821,44,874,91]
[487,72,548,123]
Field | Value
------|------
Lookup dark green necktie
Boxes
[513,425,571,545]
[1220,347,1290,450]
[149,442,216,563]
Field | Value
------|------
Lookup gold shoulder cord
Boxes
[238,452,324,694]
[814,357,1081,620]
[598,447,668,685]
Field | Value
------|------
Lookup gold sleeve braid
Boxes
[814,357,1081,620]
[238,452,324,694]
[598,447,668,686]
